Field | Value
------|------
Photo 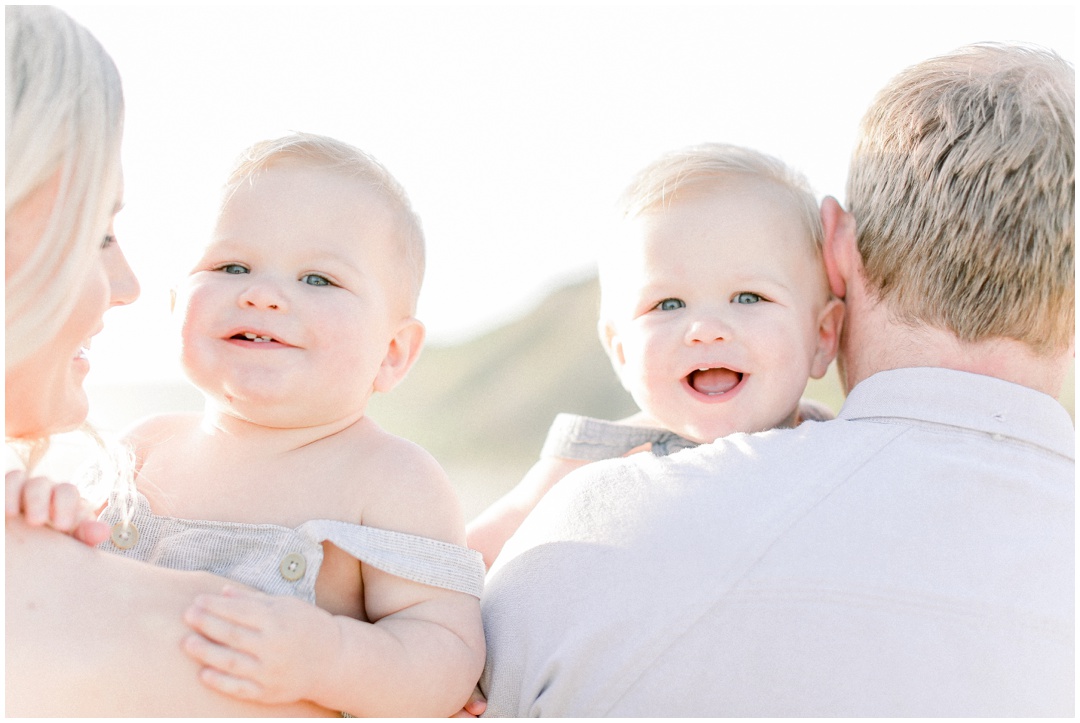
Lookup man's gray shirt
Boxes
[480,368,1074,716]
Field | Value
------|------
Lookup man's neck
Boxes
[840,300,1073,399]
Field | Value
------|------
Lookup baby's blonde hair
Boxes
[847,43,1074,353]
[220,132,426,313]
[600,143,823,320]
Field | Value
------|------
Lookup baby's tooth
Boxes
[244,332,257,340]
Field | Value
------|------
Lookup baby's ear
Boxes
[373,317,426,393]
[598,318,628,379]
[810,298,844,379]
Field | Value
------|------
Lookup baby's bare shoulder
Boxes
[338,421,465,545]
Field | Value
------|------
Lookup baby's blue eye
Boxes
[734,292,762,304]
[656,298,685,311]
[220,263,248,275]
[301,274,332,287]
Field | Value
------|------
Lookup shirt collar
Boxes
[839,367,1075,461]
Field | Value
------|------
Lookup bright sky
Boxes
[58,4,1075,386]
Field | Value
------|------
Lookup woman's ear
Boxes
[810,297,845,379]
[820,196,858,300]
[373,317,426,393]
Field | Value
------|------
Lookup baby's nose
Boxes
[238,282,287,311]
[685,315,731,344]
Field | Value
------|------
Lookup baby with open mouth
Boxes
[469,143,844,570]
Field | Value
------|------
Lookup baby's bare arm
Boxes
[335,442,485,716]
[330,569,484,716]
[467,456,591,569]
[181,435,484,716]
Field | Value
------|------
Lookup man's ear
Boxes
[809,297,845,379]
[820,196,858,300]
[373,317,426,393]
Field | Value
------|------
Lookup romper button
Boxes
[110,521,139,550]
[280,552,307,581]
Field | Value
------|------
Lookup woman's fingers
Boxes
[48,482,81,530]
[5,470,27,516]
[17,475,53,525]
[6,472,103,544]
[74,518,111,546]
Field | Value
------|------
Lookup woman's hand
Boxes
[5,470,109,546]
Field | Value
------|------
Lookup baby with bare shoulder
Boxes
[98,133,485,717]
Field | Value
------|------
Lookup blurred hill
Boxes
[368,274,636,466]
[365,274,639,515]
[81,273,1074,519]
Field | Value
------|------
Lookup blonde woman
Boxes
[5,7,332,716]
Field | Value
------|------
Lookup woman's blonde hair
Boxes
[6,6,125,371]
[5,7,125,471]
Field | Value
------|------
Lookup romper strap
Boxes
[299,519,485,598]
[541,413,698,461]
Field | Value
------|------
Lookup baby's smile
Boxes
[233,331,275,343]
[686,367,742,396]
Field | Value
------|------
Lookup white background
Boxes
[58,4,1075,386]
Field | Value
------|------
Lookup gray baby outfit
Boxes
[540,413,699,460]
[540,402,834,462]
[98,491,485,601]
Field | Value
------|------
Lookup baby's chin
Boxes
[663,410,798,446]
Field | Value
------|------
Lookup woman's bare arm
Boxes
[5,519,336,717]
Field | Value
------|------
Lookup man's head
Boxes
[846,43,1074,356]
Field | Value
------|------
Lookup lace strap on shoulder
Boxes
[299,519,485,598]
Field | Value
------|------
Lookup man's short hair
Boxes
[847,43,1074,353]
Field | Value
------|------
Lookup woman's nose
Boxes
[104,242,140,307]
